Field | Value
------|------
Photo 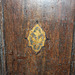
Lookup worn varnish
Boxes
[2,0,75,75]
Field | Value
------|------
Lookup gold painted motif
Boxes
[27,24,46,53]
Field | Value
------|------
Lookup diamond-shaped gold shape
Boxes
[27,24,46,53]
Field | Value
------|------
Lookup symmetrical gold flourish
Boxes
[27,24,46,53]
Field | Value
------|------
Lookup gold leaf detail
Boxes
[27,24,46,53]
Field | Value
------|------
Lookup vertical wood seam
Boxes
[1,0,6,75]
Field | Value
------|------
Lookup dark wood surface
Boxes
[1,0,75,75]
[0,0,2,74]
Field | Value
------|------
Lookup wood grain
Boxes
[2,0,75,75]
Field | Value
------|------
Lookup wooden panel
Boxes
[2,0,75,75]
